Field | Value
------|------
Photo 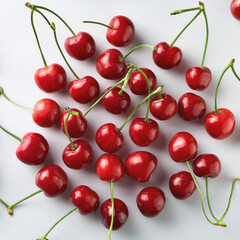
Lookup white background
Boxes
[1,0,240,239]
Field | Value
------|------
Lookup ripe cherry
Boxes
[169,131,198,162]
[136,187,166,217]
[231,0,240,20]
[125,151,157,182]
[178,92,207,121]
[169,171,196,200]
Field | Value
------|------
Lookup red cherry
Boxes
[32,98,61,127]
[204,108,235,139]
[68,76,99,104]
[35,164,68,197]
[129,67,157,95]
[136,186,166,217]
[125,151,157,182]
[64,32,95,60]
[150,93,177,120]
[152,42,182,70]
[169,171,196,200]
[101,87,131,114]
[96,153,125,181]
[185,66,212,90]
[193,154,221,178]
[62,140,93,169]
[101,198,128,230]
[231,0,240,20]
[95,123,124,153]
[34,63,67,93]
[178,92,207,121]
[96,49,127,80]
[60,108,88,138]
[169,131,198,162]
[129,117,159,146]
[106,15,135,47]
[70,185,99,215]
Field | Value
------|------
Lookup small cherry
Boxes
[231,0,240,20]
[136,186,166,217]
[125,151,157,182]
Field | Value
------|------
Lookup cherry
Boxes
[129,117,159,147]
[101,198,128,230]
[169,131,198,162]
[193,154,221,178]
[125,151,157,182]
[95,123,123,153]
[101,86,131,114]
[136,186,166,217]
[35,164,68,197]
[169,171,196,200]
[64,32,95,60]
[231,0,240,20]
[96,49,127,80]
[70,185,99,215]
[129,67,157,95]
[32,98,61,127]
[150,93,177,120]
[178,92,207,121]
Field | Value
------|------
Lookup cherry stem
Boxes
[37,207,78,240]
[171,7,200,15]
[83,20,113,30]
[0,199,10,208]
[118,66,134,95]
[108,180,114,240]
[25,2,76,36]
[117,86,163,132]
[0,125,23,143]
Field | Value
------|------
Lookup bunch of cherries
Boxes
[1,1,240,239]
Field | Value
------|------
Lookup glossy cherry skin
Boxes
[125,151,157,182]
[101,198,128,230]
[129,67,157,95]
[136,187,166,217]
[68,76,99,104]
[64,32,95,60]
[95,123,124,153]
[60,108,88,138]
[152,42,182,70]
[96,49,126,80]
[150,93,177,120]
[169,171,196,200]
[178,92,207,121]
[62,140,93,169]
[101,87,131,114]
[231,0,240,20]
[169,132,198,162]
[35,164,68,197]
[32,98,61,127]
[96,153,125,181]
[16,132,49,165]
[34,63,67,93]
[106,15,135,47]
[129,118,159,147]
[193,154,221,178]
[70,185,99,215]
[185,67,212,90]
[204,108,235,139]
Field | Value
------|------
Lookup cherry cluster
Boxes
[1,1,240,239]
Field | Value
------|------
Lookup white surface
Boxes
[1,0,240,240]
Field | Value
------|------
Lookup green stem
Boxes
[108,180,114,240]
[118,66,134,95]
[25,2,76,36]
[38,207,78,240]
[0,199,9,208]
[83,20,113,30]
[0,125,23,143]
[171,7,200,15]
[231,63,240,81]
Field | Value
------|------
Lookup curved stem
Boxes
[83,20,113,30]
[0,199,9,208]
[171,6,200,15]
[108,180,114,240]
[231,63,240,81]
[118,67,134,95]
[0,125,23,143]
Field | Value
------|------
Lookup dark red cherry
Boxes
[193,154,221,178]
[136,186,166,217]
[231,0,240,20]
[101,198,128,230]
[169,171,196,200]
[185,66,212,90]
[178,92,207,121]
[169,131,198,162]
[125,151,157,182]
[152,42,182,70]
